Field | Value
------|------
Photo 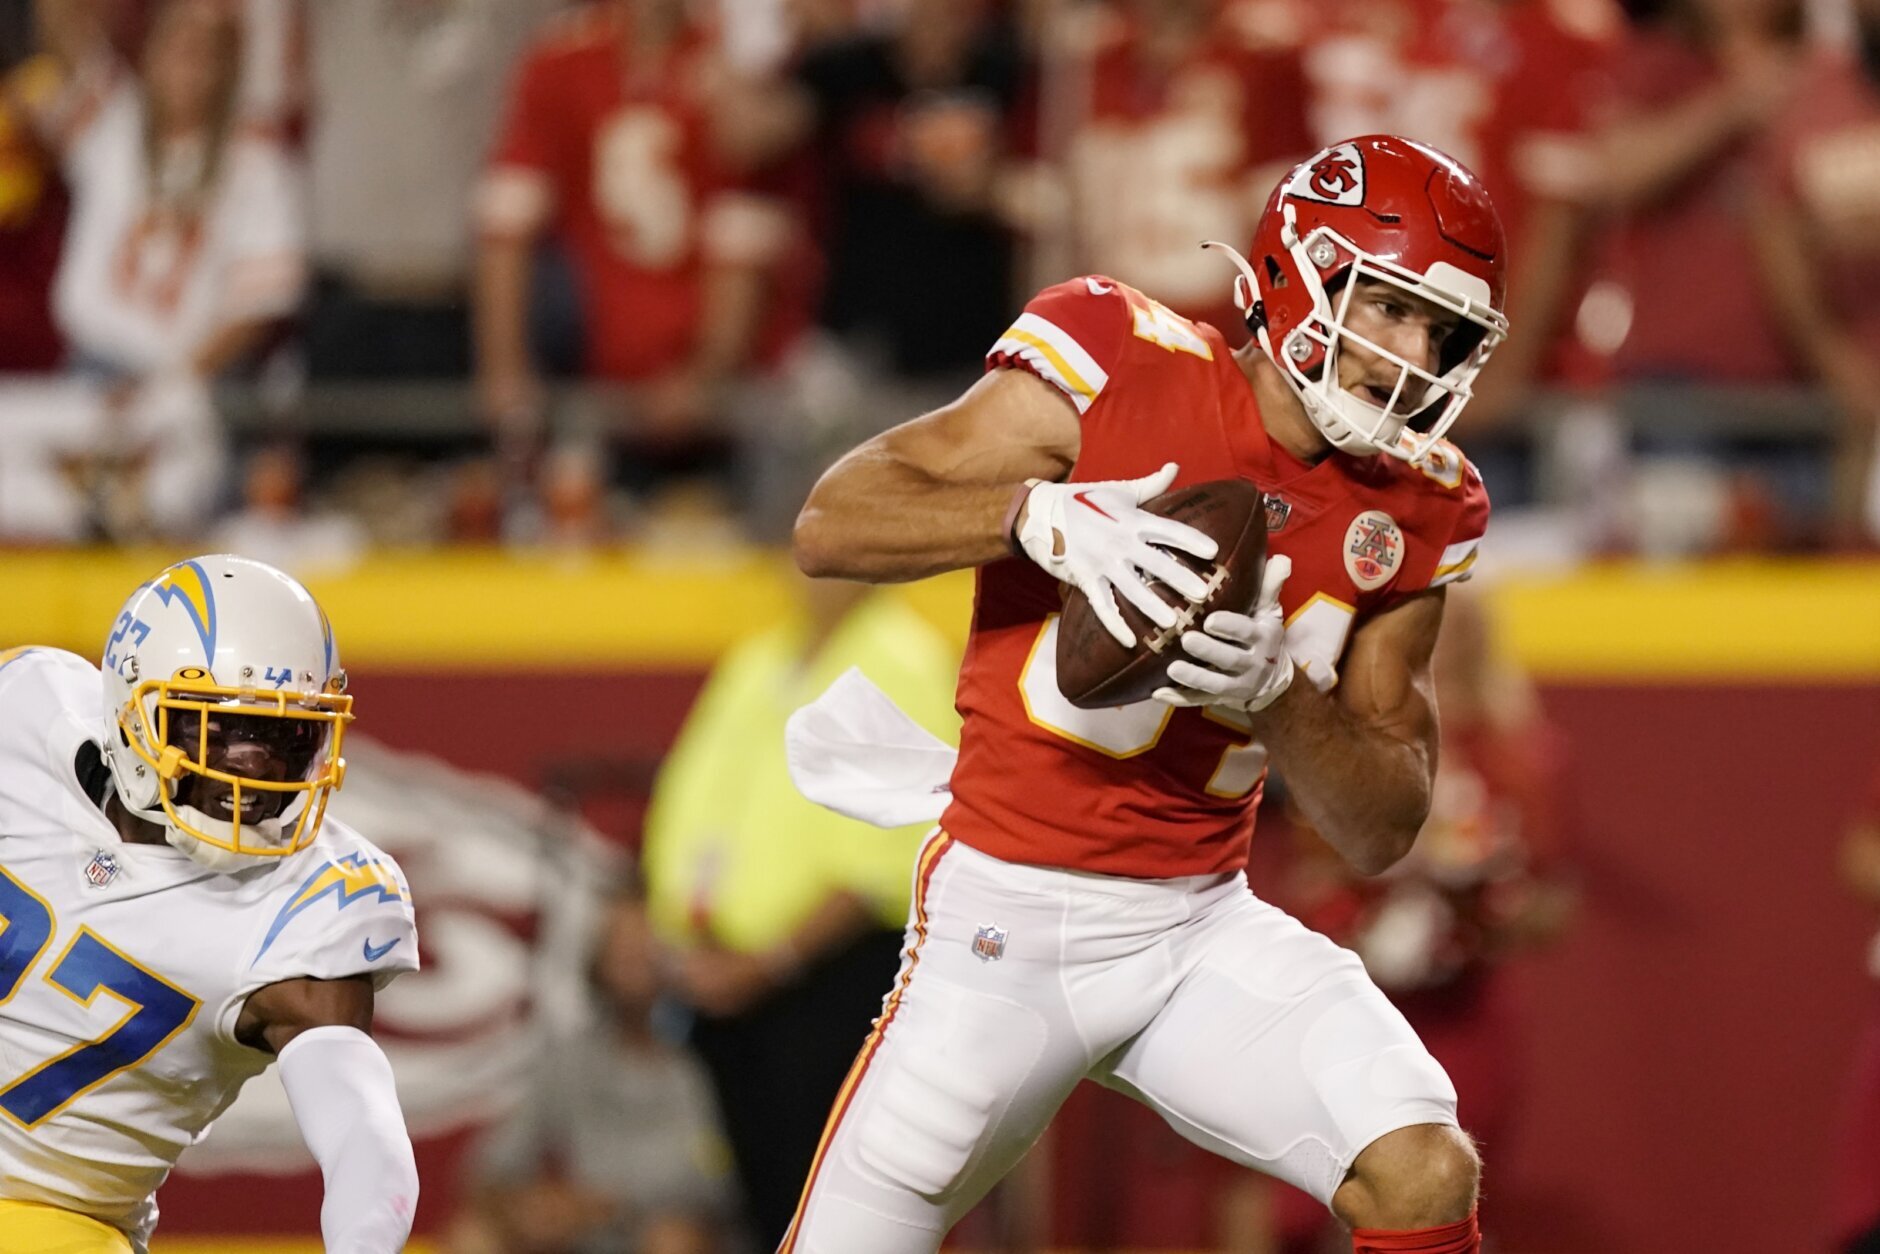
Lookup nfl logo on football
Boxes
[972,923,1008,963]
[83,851,120,889]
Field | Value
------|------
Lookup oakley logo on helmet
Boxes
[1288,142,1366,206]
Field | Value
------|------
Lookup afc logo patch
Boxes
[1288,142,1366,207]
[972,923,1009,963]
[1344,510,1404,591]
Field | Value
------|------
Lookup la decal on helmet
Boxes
[100,555,354,871]
[1204,134,1510,464]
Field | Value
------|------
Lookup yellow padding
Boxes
[0,1199,133,1253]
[1493,559,1880,680]
[0,549,1874,680]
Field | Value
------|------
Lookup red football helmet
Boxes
[1206,135,1509,463]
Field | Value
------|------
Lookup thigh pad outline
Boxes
[850,976,1052,1202]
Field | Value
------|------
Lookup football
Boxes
[1055,478,1269,709]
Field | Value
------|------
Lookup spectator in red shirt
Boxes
[1052,0,1312,336]
[475,0,785,487]
[1296,0,1622,428]
[1747,18,1880,545]
[1582,0,1807,386]
[0,32,68,372]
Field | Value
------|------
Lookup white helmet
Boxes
[101,555,353,871]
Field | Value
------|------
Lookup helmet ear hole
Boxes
[1263,255,1287,287]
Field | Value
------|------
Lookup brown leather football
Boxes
[1054,479,1269,709]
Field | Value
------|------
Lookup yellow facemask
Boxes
[117,668,354,859]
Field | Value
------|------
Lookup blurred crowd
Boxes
[1,0,1878,557]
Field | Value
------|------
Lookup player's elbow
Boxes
[1339,795,1432,877]
[793,503,846,579]
[1345,824,1422,877]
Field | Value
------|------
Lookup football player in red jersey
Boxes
[782,134,1504,1254]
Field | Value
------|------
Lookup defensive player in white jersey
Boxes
[0,555,420,1253]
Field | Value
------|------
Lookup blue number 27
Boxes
[0,870,201,1128]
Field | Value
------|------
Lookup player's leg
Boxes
[778,836,1090,1254]
[0,1199,134,1253]
[1093,882,1479,1251]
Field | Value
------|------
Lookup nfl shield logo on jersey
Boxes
[83,850,120,888]
[972,923,1008,963]
[1262,493,1292,534]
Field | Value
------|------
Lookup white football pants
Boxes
[777,833,1460,1254]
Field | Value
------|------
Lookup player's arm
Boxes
[796,365,1219,645]
[473,45,562,444]
[238,977,419,1253]
[1250,589,1447,875]
[473,197,546,436]
[794,367,1082,582]
[1584,59,1790,211]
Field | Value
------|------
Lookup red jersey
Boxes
[483,8,738,381]
[941,277,1491,879]
[1595,27,1796,383]
[0,60,67,371]
[1064,6,1311,334]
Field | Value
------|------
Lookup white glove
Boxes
[1016,462,1219,648]
[1154,554,1294,712]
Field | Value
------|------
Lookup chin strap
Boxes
[279,1026,418,1254]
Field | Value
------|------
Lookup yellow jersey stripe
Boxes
[998,328,1098,403]
[1432,547,1480,582]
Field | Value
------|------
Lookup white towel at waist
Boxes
[784,667,959,828]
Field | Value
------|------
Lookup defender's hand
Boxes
[1155,555,1294,712]
[1016,462,1219,648]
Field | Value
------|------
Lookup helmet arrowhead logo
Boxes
[1310,154,1359,198]
[1287,142,1366,207]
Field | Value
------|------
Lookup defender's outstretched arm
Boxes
[244,977,419,1254]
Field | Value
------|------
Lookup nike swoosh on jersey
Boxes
[1084,277,1114,295]
[363,936,402,962]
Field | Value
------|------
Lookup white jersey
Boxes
[53,84,305,375]
[0,648,418,1250]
